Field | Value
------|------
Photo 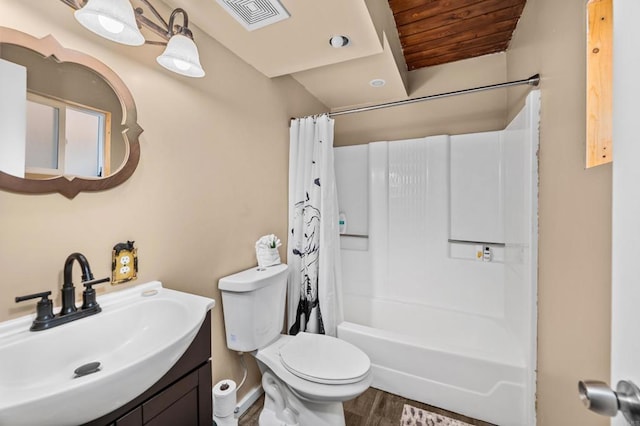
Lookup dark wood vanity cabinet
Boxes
[83,312,212,426]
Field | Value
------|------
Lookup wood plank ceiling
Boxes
[389,0,528,71]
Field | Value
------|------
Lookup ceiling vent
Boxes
[216,0,290,31]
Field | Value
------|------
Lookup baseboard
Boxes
[234,384,264,418]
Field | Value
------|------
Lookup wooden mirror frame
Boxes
[0,27,143,199]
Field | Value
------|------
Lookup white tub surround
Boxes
[335,91,540,426]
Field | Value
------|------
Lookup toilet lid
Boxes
[279,332,370,384]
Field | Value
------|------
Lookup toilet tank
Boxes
[218,264,288,352]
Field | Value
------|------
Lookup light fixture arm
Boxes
[167,8,193,39]
[133,8,171,42]
[138,0,168,30]
[60,0,85,10]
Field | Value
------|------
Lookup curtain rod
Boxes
[328,74,540,117]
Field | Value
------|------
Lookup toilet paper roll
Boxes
[213,379,237,418]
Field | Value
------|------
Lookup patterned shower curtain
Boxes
[287,114,343,337]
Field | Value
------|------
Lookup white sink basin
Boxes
[0,281,215,426]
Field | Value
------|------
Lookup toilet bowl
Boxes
[254,333,372,425]
[218,264,371,425]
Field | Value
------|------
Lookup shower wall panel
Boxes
[374,136,504,317]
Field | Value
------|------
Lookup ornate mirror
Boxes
[0,27,142,198]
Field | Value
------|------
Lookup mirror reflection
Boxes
[0,43,126,180]
[0,26,142,198]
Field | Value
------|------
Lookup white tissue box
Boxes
[256,247,281,268]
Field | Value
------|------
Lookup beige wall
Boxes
[0,0,325,401]
[507,0,612,424]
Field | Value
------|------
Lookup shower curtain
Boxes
[287,114,343,337]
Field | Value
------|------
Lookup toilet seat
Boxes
[255,334,373,403]
[279,332,370,385]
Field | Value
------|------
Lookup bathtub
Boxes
[337,294,527,426]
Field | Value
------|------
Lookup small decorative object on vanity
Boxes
[15,252,109,331]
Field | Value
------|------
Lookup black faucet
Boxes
[15,252,110,331]
[62,252,95,315]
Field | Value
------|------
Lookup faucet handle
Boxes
[83,277,110,288]
[15,291,52,304]
[81,277,110,310]
[15,291,55,326]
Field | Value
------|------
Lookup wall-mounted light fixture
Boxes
[60,0,205,78]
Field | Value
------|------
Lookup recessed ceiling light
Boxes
[369,79,386,87]
[329,35,350,48]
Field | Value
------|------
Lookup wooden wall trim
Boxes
[586,0,613,168]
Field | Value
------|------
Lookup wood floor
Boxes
[238,387,495,426]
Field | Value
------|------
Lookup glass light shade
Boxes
[74,0,145,46]
[156,34,205,78]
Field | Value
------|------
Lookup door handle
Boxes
[578,380,640,423]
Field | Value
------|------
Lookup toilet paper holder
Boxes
[213,379,237,421]
[578,379,640,423]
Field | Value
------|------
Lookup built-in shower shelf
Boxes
[339,233,369,251]
[447,239,505,247]
[448,239,505,263]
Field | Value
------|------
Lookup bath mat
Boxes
[400,404,474,426]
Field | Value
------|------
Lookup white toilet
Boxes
[218,264,372,426]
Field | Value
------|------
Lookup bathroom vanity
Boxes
[83,312,212,426]
[0,281,214,426]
